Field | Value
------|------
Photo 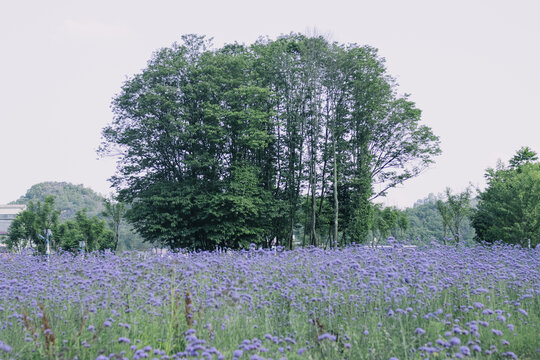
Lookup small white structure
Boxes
[0,204,26,236]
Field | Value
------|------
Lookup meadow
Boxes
[0,242,538,360]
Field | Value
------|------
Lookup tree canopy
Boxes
[472,148,540,247]
[99,34,441,250]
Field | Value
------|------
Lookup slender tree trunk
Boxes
[333,132,339,248]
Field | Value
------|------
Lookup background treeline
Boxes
[99,34,441,250]
[6,182,147,252]
[5,148,540,253]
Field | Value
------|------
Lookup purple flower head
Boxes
[449,337,461,346]
[0,341,12,353]
[518,308,528,316]
[118,337,130,344]
[297,347,306,355]
[492,329,503,336]
[414,327,426,335]
[502,351,518,359]
[233,349,243,358]
[318,333,337,341]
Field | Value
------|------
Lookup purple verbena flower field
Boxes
[0,243,539,359]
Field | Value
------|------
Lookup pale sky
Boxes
[1,0,539,208]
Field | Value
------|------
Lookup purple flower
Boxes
[233,349,243,358]
[518,308,528,316]
[118,337,130,344]
[492,329,503,336]
[414,327,426,335]
[460,346,471,356]
[0,342,12,353]
[318,333,337,341]
[297,347,306,355]
[473,302,484,308]
[449,337,461,346]
[502,351,518,359]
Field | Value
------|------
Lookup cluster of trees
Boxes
[99,34,441,250]
[399,147,539,248]
[6,196,115,253]
[370,205,409,241]
[472,147,540,247]
[5,182,154,253]
[7,182,148,251]
[401,193,476,244]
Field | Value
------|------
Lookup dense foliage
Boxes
[472,148,540,247]
[435,188,472,244]
[0,245,538,359]
[5,196,59,253]
[402,194,476,244]
[6,197,114,253]
[54,209,115,252]
[100,34,440,250]
[9,182,148,251]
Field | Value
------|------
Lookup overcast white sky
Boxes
[1,0,539,207]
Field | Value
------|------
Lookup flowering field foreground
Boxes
[0,244,539,360]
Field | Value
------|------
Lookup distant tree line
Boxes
[6,182,148,253]
[6,196,115,253]
[396,147,540,248]
[99,34,441,250]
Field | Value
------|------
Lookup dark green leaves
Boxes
[100,34,441,249]
[473,149,540,247]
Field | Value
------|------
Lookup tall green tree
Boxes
[102,197,126,251]
[436,199,452,244]
[472,148,540,247]
[436,188,472,244]
[56,210,115,252]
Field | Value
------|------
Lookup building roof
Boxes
[0,204,26,215]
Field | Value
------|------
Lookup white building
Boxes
[0,204,26,241]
